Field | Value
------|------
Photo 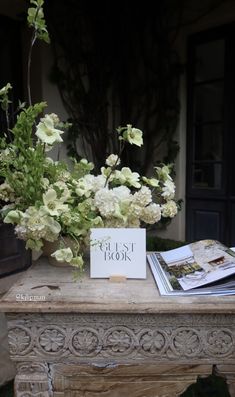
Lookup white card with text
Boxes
[90,228,146,279]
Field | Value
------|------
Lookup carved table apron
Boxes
[1,259,235,397]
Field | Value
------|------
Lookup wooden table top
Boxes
[1,258,235,314]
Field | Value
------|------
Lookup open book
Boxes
[147,239,235,296]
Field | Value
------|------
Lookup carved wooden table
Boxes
[1,258,235,397]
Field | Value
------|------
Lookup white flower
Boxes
[4,210,22,224]
[161,180,176,200]
[0,182,15,202]
[51,247,73,263]
[103,218,126,228]
[105,154,120,167]
[129,202,143,218]
[0,83,12,96]
[42,189,69,216]
[53,181,71,201]
[119,167,141,188]
[75,176,93,197]
[91,175,106,192]
[127,217,141,228]
[49,113,60,125]
[141,203,161,224]
[125,124,143,147]
[15,225,27,239]
[113,186,130,200]
[161,200,178,218]
[133,186,152,207]
[155,165,173,182]
[36,114,64,145]
[94,188,120,218]
[41,177,50,189]
[142,176,159,187]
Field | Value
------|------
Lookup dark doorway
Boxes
[186,22,235,246]
[0,15,31,278]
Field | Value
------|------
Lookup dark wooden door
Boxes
[186,23,235,246]
[0,15,31,277]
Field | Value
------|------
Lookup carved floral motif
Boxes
[6,314,235,362]
[139,329,167,356]
[71,328,100,356]
[39,327,65,352]
[206,329,233,356]
[172,328,201,357]
[8,327,33,355]
[104,326,136,355]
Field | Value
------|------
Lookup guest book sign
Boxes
[90,228,146,278]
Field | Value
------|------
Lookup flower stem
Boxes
[104,141,125,187]
[27,32,37,107]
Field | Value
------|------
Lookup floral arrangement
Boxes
[0,0,178,271]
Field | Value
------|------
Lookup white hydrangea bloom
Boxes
[161,200,178,218]
[129,202,143,218]
[133,186,152,207]
[103,218,126,228]
[15,225,27,239]
[141,203,161,224]
[113,186,131,200]
[161,179,176,200]
[127,217,141,228]
[91,175,106,192]
[0,182,15,202]
[94,188,120,218]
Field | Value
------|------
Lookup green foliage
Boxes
[146,235,186,251]
[0,102,48,208]
[27,0,50,44]
[0,83,12,112]
[181,374,230,397]
[12,102,47,147]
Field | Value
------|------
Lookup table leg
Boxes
[14,362,51,397]
[214,364,235,397]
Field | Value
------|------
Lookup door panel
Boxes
[186,24,235,246]
[186,200,225,243]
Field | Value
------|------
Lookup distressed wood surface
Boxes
[50,363,212,397]
[3,258,235,396]
[1,258,235,313]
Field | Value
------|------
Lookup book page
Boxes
[159,240,235,291]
